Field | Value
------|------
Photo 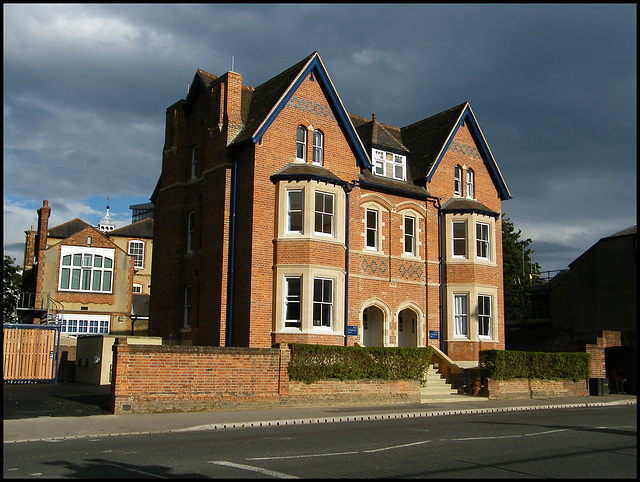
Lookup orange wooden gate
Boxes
[3,324,61,383]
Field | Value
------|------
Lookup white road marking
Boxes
[363,440,432,452]
[248,451,359,461]
[209,460,299,479]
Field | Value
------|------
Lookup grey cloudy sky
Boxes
[3,4,636,272]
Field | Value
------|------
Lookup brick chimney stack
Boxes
[23,225,37,271]
[223,71,243,145]
[35,200,51,258]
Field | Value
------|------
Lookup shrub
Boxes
[287,344,432,384]
[479,350,590,382]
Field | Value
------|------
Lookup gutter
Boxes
[426,194,445,352]
[226,158,238,347]
[342,180,358,346]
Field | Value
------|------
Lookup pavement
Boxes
[3,381,636,444]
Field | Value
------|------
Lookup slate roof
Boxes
[400,103,468,184]
[47,219,94,239]
[350,114,410,154]
[110,218,154,239]
[358,170,429,199]
[605,225,637,239]
[187,53,510,200]
[131,294,150,318]
[270,162,345,186]
[440,198,500,218]
[230,53,315,147]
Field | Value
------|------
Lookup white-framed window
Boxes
[404,215,416,255]
[372,149,406,181]
[312,130,323,165]
[296,125,307,161]
[372,150,385,176]
[313,278,333,329]
[191,145,198,179]
[285,276,302,328]
[478,295,492,337]
[476,223,490,260]
[187,211,195,253]
[393,154,406,180]
[128,240,144,269]
[366,209,378,250]
[466,169,474,198]
[454,165,463,196]
[452,221,467,258]
[184,286,191,328]
[314,191,334,236]
[59,246,114,293]
[132,283,143,294]
[59,314,110,336]
[454,294,468,337]
[287,190,304,233]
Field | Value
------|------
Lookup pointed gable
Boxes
[401,103,511,200]
[230,52,370,170]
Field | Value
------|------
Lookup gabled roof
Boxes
[184,69,217,114]
[110,218,154,239]
[401,102,511,200]
[230,52,371,171]
[47,218,94,239]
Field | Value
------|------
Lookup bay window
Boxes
[314,191,334,236]
[478,295,492,337]
[285,277,302,328]
[454,294,468,337]
[313,278,333,328]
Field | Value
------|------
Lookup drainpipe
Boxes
[226,159,238,347]
[426,194,444,352]
[343,180,358,346]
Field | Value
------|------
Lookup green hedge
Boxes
[479,350,590,382]
[287,344,433,384]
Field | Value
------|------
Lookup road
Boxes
[4,405,636,478]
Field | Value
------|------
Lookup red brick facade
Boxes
[150,52,511,363]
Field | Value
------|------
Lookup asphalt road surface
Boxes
[4,405,636,478]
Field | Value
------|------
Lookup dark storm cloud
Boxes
[3,4,636,270]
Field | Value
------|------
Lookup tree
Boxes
[502,216,539,323]
[3,255,22,323]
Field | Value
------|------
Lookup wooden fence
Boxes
[3,324,61,383]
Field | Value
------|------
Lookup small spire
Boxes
[372,113,376,122]
[99,196,116,233]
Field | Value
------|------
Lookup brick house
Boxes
[149,52,511,363]
[20,200,154,336]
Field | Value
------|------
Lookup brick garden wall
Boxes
[110,340,420,414]
[486,378,588,400]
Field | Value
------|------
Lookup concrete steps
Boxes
[420,364,466,403]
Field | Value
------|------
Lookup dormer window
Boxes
[454,165,462,196]
[372,149,406,181]
[296,126,307,161]
[312,130,323,165]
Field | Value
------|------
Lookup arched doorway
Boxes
[397,308,418,347]
[363,306,384,347]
